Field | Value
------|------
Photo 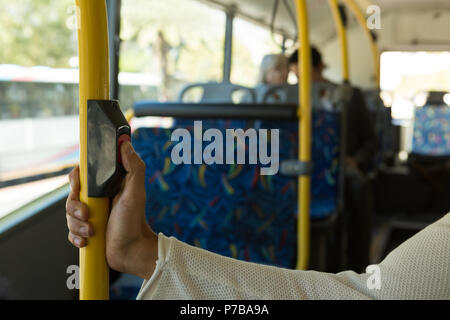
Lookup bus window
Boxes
[231,18,286,87]
[380,51,450,153]
[0,0,78,218]
[119,0,226,103]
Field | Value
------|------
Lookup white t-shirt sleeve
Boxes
[136,213,450,300]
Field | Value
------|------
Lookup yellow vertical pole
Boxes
[328,0,350,82]
[294,0,311,270]
[342,0,380,87]
[76,0,110,300]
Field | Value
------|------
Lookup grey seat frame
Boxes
[178,81,256,103]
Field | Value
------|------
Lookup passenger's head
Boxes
[258,54,289,85]
[288,46,326,80]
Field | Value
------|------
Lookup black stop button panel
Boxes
[87,100,131,198]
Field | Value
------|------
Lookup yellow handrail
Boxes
[125,109,135,123]
[76,0,110,300]
[328,0,350,82]
[294,0,311,270]
[342,0,380,87]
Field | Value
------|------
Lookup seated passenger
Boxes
[289,47,334,110]
[250,54,290,103]
[258,54,290,85]
[288,46,334,85]
[65,143,450,299]
[290,46,377,272]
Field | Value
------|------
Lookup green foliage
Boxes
[120,0,225,83]
[0,0,77,67]
[0,0,282,103]
[119,0,282,93]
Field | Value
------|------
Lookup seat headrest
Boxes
[426,91,446,106]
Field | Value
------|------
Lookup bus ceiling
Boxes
[194,0,450,46]
[194,0,363,44]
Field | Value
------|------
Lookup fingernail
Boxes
[80,226,89,236]
[124,141,133,155]
[74,237,81,247]
[74,209,82,219]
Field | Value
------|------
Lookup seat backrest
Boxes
[132,105,342,269]
[426,91,446,106]
[255,84,299,104]
[412,104,450,156]
[255,83,337,112]
[178,82,256,103]
[364,89,395,164]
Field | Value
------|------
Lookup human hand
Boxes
[66,141,158,279]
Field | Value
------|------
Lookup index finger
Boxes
[67,166,80,205]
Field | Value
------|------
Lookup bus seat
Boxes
[255,83,336,112]
[374,103,450,217]
[131,108,342,269]
[364,89,396,165]
[178,81,256,103]
[412,104,450,157]
[425,91,446,106]
[254,84,298,104]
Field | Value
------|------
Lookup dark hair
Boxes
[288,46,323,68]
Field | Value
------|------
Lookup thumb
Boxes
[121,141,144,174]
[120,141,146,193]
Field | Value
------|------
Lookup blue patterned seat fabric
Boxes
[131,109,341,270]
[412,105,450,156]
